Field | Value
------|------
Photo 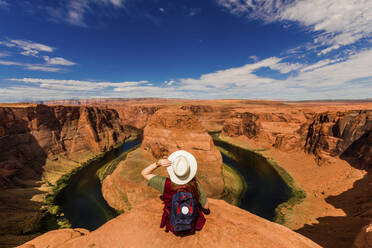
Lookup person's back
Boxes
[141,150,210,235]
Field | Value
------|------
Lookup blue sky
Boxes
[0,0,371,102]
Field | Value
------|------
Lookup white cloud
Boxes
[0,60,23,66]
[289,48,372,89]
[103,0,124,7]
[249,55,259,62]
[0,41,15,48]
[0,52,9,58]
[159,49,372,99]
[159,8,165,12]
[218,0,372,54]
[0,0,8,7]
[43,56,76,66]
[269,62,303,74]
[11,39,54,53]
[46,0,125,27]
[0,39,54,57]
[2,48,372,101]
[0,39,76,72]
[300,58,341,72]
[7,78,149,92]
[0,59,62,72]
[26,65,61,72]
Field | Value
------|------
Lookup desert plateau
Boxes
[0,98,370,248]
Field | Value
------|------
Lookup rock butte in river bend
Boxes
[102,107,224,212]
[1,99,372,248]
[141,107,224,197]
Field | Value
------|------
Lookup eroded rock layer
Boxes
[17,198,321,248]
[304,110,372,167]
[3,99,372,248]
[0,104,130,246]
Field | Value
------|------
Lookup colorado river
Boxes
[213,138,293,221]
[56,135,292,230]
[55,138,141,231]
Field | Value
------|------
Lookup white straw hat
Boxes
[167,150,197,185]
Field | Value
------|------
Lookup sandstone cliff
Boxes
[17,198,321,248]
[304,110,372,167]
[115,105,162,129]
[102,107,224,213]
[5,99,372,248]
[0,104,130,247]
[218,109,372,169]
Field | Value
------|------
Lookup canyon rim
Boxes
[0,98,370,248]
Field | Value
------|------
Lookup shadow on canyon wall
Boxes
[0,133,47,189]
[340,131,372,171]
[296,157,371,248]
[297,124,372,248]
[0,133,47,238]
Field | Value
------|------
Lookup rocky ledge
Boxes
[17,198,320,248]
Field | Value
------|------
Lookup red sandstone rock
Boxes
[17,228,89,248]
[353,223,372,248]
[304,110,372,166]
[102,147,161,212]
[18,199,321,248]
[0,104,130,246]
[3,99,372,248]
[141,107,224,198]
[0,104,128,188]
[222,112,261,138]
[116,105,162,129]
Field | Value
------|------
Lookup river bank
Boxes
[211,132,305,222]
[39,135,141,232]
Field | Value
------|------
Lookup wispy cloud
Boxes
[45,0,125,27]
[0,51,10,58]
[217,0,372,55]
[0,39,53,57]
[9,39,53,56]
[0,59,61,72]
[7,78,149,92]
[43,56,76,66]
[0,38,76,72]
[0,0,8,7]
[26,65,62,72]
[0,60,23,66]
[4,48,371,102]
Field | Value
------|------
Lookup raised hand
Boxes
[157,158,171,167]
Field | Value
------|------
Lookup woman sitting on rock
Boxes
[141,150,210,234]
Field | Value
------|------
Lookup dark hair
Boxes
[170,177,200,207]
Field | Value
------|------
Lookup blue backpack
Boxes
[169,187,197,233]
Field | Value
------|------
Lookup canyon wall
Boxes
[304,110,372,168]
[0,104,130,246]
[218,109,372,169]
[6,99,371,248]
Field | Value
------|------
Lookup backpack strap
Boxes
[176,185,187,192]
[160,178,173,229]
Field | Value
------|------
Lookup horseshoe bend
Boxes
[0,99,371,248]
